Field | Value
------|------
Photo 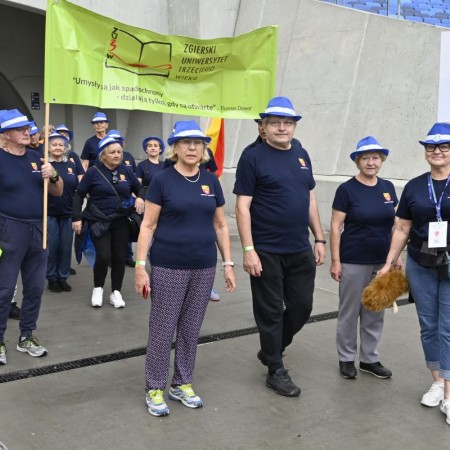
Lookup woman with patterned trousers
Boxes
[135,120,236,417]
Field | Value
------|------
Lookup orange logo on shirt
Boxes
[68,167,73,174]
[124,160,131,166]
[120,174,126,181]
[383,193,391,202]
[299,158,306,167]
[201,185,210,195]
[70,157,75,163]
[31,162,38,171]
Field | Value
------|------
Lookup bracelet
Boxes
[49,170,60,184]
[243,245,254,252]
[135,260,146,266]
[222,261,235,267]
[314,239,326,244]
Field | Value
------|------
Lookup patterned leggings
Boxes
[145,266,216,390]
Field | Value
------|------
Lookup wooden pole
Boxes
[43,102,50,249]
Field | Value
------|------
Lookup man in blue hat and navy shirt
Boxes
[234,96,326,397]
[0,109,63,365]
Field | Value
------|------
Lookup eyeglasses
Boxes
[112,170,118,184]
[265,120,296,128]
[425,144,450,153]
[178,139,204,147]
[13,126,31,133]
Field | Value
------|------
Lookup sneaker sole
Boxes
[340,372,357,380]
[0,360,6,365]
[147,407,170,417]
[109,301,125,309]
[265,380,301,397]
[421,398,443,407]
[359,367,391,379]
[168,392,203,408]
[16,346,47,357]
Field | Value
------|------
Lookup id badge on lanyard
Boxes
[428,174,450,248]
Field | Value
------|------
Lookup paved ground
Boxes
[1,215,449,449]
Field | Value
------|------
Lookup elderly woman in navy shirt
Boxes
[330,136,399,380]
[379,123,450,426]
[46,132,84,293]
[72,136,143,309]
[134,120,235,417]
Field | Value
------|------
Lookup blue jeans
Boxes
[46,216,73,281]
[406,255,450,380]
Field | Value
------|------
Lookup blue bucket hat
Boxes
[107,129,125,146]
[0,109,34,133]
[350,136,390,161]
[55,123,73,140]
[142,135,165,154]
[91,112,109,123]
[167,120,211,146]
[97,135,121,154]
[48,130,69,145]
[419,123,450,146]
[29,122,40,136]
[259,96,302,121]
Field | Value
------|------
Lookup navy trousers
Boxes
[0,215,48,341]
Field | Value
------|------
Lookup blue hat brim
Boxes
[167,135,212,146]
[0,118,34,133]
[419,139,450,146]
[259,113,302,121]
[350,148,389,161]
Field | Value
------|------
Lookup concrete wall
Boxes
[0,0,445,228]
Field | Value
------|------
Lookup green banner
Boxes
[44,0,277,118]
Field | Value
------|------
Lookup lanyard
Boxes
[427,173,450,221]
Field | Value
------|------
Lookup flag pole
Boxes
[43,102,50,249]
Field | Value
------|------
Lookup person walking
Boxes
[135,120,235,417]
[234,96,326,397]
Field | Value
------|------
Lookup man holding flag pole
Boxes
[0,109,63,365]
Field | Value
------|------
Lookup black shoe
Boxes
[9,302,21,320]
[266,368,301,397]
[359,361,392,379]
[70,268,77,276]
[126,259,136,267]
[48,280,62,293]
[339,361,357,379]
[59,280,72,292]
[257,350,269,366]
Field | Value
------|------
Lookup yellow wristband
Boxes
[135,260,146,266]
[243,245,254,252]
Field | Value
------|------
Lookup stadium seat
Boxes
[424,16,442,23]
[405,14,424,21]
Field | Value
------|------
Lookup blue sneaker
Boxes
[145,389,170,417]
[169,384,203,408]
[210,289,220,302]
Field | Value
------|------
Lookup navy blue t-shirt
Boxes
[397,172,450,262]
[80,135,101,167]
[0,149,45,220]
[48,160,79,217]
[136,159,163,186]
[332,177,398,264]
[76,162,141,216]
[233,141,315,254]
[122,151,136,173]
[67,151,84,176]
[146,166,225,269]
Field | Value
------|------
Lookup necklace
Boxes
[182,170,200,183]
[175,164,200,183]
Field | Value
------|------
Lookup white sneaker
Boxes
[441,398,450,425]
[421,381,444,407]
[109,290,125,308]
[91,287,103,307]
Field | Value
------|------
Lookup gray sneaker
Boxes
[0,342,6,365]
[16,335,47,357]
